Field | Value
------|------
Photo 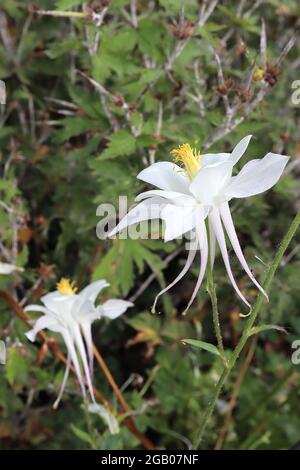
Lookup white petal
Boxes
[136,190,193,205]
[220,202,269,301]
[101,299,133,319]
[53,354,71,409]
[137,161,189,193]
[81,323,94,376]
[61,329,86,399]
[209,208,251,308]
[25,315,59,342]
[225,153,289,199]
[78,280,109,305]
[161,204,199,242]
[151,241,198,313]
[41,291,78,316]
[183,220,208,314]
[109,197,164,237]
[73,324,95,402]
[190,161,233,205]
[220,202,268,300]
[25,305,52,315]
[41,291,62,302]
[208,218,216,269]
[201,153,230,168]
[229,135,252,165]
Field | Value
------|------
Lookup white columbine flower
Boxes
[25,278,133,407]
[110,135,289,313]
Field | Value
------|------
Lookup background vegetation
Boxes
[0,0,300,450]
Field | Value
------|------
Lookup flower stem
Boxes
[205,221,226,361]
[194,210,300,449]
[207,262,226,360]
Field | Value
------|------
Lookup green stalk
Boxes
[194,210,300,449]
[205,222,226,361]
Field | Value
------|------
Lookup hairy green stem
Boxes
[194,210,300,449]
[206,221,225,360]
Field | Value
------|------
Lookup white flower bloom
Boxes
[0,262,24,274]
[110,136,289,313]
[25,278,133,407]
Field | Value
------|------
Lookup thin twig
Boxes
[275,28,299,67]
[79,71,140,137]
[210,46,232,121]
[100,93,120,131]
[165,1,219,71]
[244,0,264,17]
[260,19,267,69]
[0,12,14,63]
[194,60,206,117]
[198,0,219,27]
[130,0,138,28]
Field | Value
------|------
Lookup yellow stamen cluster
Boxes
[170,143,201,180]
[56,277,78,295]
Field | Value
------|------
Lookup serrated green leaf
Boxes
[54,117,101,143]
[197,26,219,48]
[100,130,136,160]
[5,347,29,385]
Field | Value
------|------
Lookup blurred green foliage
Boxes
[0,0,299,450]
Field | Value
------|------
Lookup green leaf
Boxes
[70,424,95,446]
[54,117,101,143]
[128,311,161,332]
[106,29,137,53]
[92,239,165,296]
[249,324,288,336]
[138,69,163,86]
[100,130,136,160]
[197,26,219,48]
[46,38,82,59]
[5,347,29,385]
[181,339,222,357]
